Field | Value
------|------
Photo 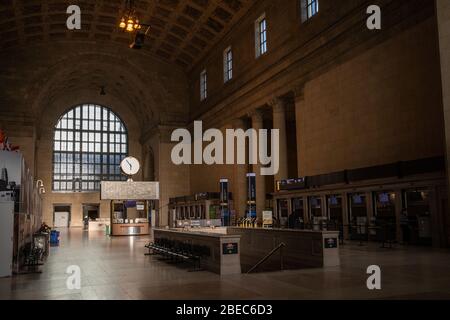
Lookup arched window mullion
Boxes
[52,104,128,192]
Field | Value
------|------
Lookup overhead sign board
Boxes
[100,181,159,200]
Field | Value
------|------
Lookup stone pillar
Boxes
[157,125,190,227]
[366,192,374,220]
[342,192,350,240]
[143,145,155,181]
[233,118,248,218]
[294,86,305,177]
[394,190,403,243]
[250,110,266,221]
[302,196,309,224]
[271,97,288,190]
[437,0,450,247]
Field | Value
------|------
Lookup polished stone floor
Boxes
[1,228,450,300]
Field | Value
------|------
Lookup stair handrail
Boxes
[246,242,286,274]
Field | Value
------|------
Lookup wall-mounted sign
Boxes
[220,179,230,226]
[191,220,201,227]
[247,173,256,218]
[262,211,273,228]
[124,201,137,208]
[324,238,338,249]
[219,179,229,206]
[222,242,238,255]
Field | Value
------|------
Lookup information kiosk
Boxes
[100,156,159,236]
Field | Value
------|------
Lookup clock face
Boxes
[120,156,140,176]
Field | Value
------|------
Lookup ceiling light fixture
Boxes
[119,0,142,32]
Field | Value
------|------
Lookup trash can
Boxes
[50,230,60,246]
[105,224,110,236]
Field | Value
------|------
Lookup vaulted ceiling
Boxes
[0,0,254,70]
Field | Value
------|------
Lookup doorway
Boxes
[53,205,71,228]
[83,204,100,230]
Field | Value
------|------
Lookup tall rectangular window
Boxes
[224,46,233,83]
[255,13,267,58]
[200,69,207,101]
[302,0,319,21]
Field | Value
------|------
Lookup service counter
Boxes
[88,219,110,231]
[153,227,340,274]
[112,223,149,236]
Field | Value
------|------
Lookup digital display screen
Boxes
[329,196,338,205]
[379,193,390,203]
[125,200,137,208]
[352,195,363,204]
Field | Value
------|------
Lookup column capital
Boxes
[268,96,286,113]
[231,117,247,129]
[248,109,264,122]
[293,85,305,101]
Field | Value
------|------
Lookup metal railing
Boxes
[246,242,286,274]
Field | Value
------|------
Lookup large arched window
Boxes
[53,104,128,192]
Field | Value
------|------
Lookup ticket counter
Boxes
[290,198,305,228]
[308,196,324,230]
[327,195,343,228]
[169,193,230,228]
[110,200,150,236]
[348,193,368,240]
[403,189,432,245]
[373,191,397,241]
[276,199,289,228]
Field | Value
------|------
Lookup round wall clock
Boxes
[120,156,140,176]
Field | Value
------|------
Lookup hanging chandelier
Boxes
[119,0,142,32]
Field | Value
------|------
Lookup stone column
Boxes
[271,97,288,189]
[342,192,350,240]
[437,0,450,247]
[394,190,402,243]
[294,86,305,177]
[232,117,248,219]
[250,110,266,221]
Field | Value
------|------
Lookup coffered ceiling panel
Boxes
[0,0,254,70]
